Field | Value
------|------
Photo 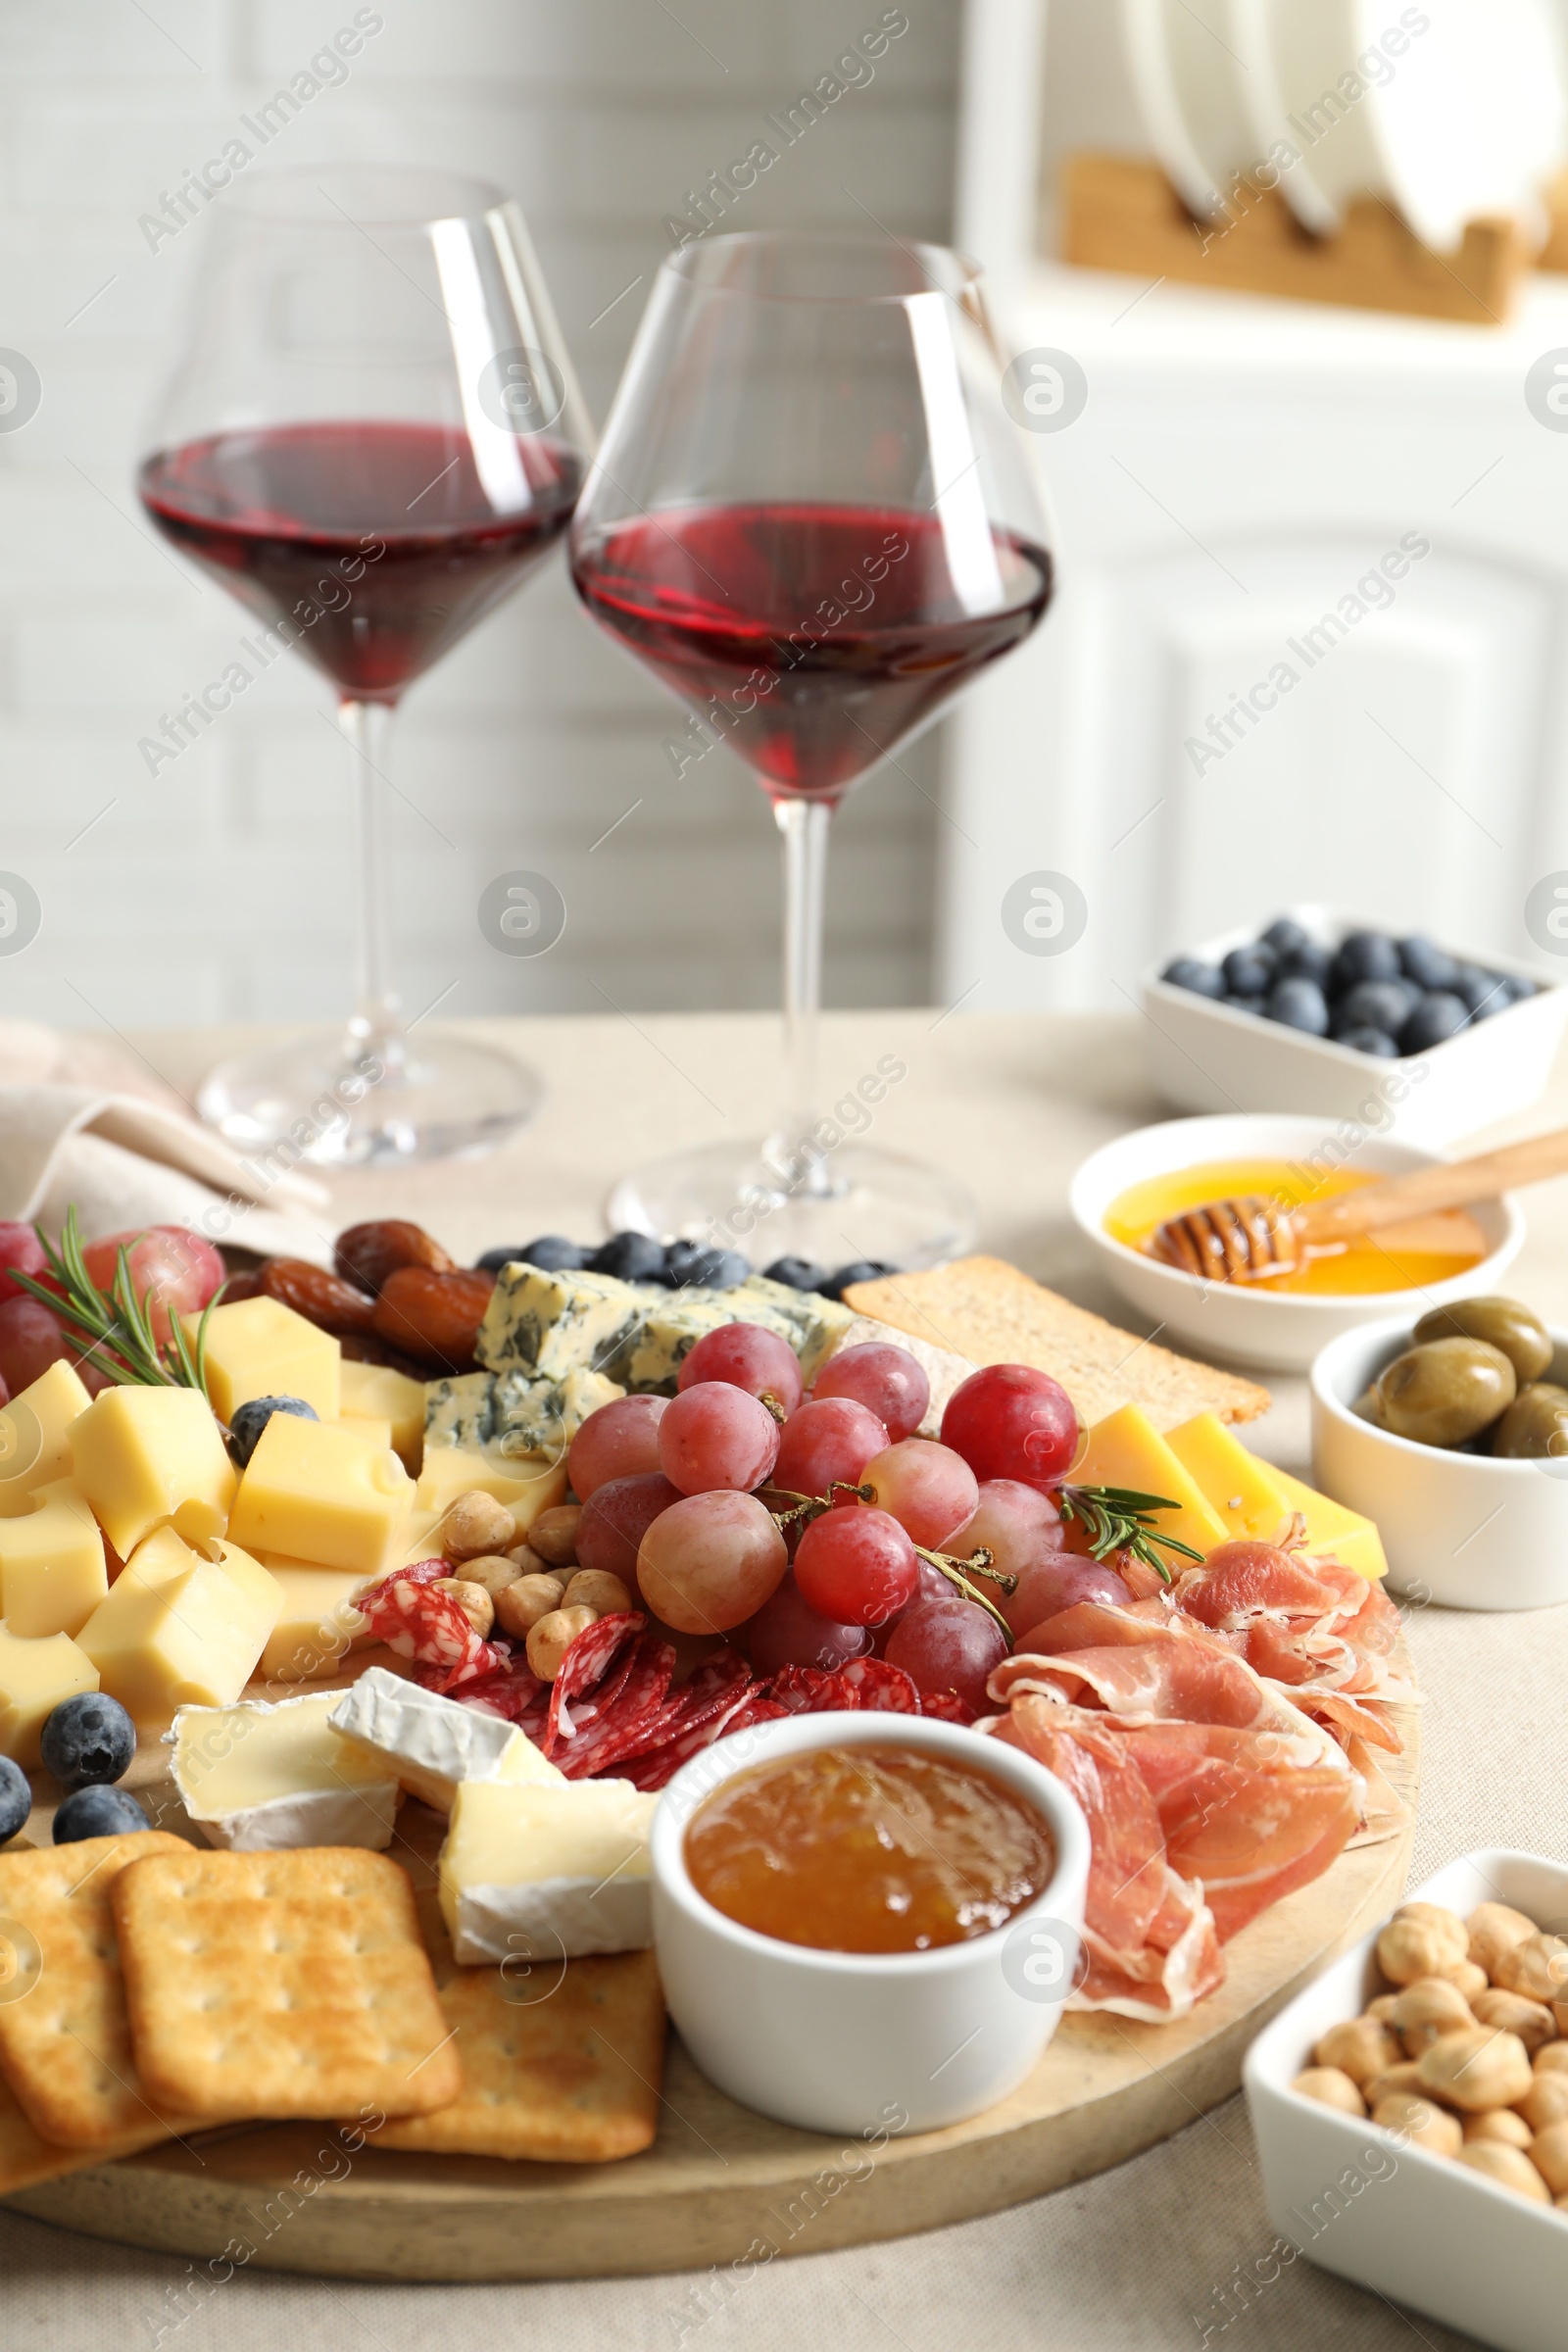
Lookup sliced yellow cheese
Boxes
[414,1446,568,1530]
[339,1361,425,1472]
[69,1385,236,1559]
[180,1294,341,1424]
[0,1361,93,1519]
[339,1412,394,1452]
[0,1480,108,1639]
[1166,1413,1296,1544]
[254,1563,372,1684]
[1259,1465,1388,1582]
[0,1621,98,1764]
[76,1531,279,1725]
[1071,1403,1229,1559]
[227,1415,413,1577]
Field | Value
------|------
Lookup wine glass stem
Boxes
[340,697,407,1080]
[768,794,833,1192]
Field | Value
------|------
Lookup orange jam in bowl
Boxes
[683,1741,1055,1954]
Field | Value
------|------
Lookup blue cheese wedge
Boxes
[476,1264,646,1382]
[423,1365,623,1471]
[169,1690,399,1851]
[439,1777,659,1962]
[328,1665,563,1813]
[476,1261,853,1395]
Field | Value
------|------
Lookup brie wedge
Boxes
[169,1690,399,1851]
[327,1664,563,1813]
[439,1777,659,1962]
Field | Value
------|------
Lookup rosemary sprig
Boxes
[1056,1483,1204,1588]
[9,1207,224,1403]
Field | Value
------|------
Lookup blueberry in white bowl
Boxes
[1222,943,1276,998]
[1400,992,1470,1054]
[1160,956,1225,1000]
[1398,933,1460,991]
[1333,930,1403,989]
[1264,976,1329,1035]
[53,1785,151,1843]
[39,1692,135,1793]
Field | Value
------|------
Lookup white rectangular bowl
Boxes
[1244,1849,1568,2352]
[1141,909,1568,1148]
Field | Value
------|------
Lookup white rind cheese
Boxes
[327,1665,563,1812]
[439,1777,659,1962]
[475,1263,852,1396]
[169,1690,399,1852]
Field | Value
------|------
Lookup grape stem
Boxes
[761,1485,1018,1644]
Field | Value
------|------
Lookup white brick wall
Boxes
[0,0,961,1032]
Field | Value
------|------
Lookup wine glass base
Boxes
[606,1140,978,1273]
[197,1031,544,1168]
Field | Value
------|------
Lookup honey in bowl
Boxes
[1104,1157,1490,1297]
[684,1742,1054,1954]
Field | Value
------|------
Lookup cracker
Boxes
[0,1831,199,2147]
[112,1845,462,2122]
[845,1255,1270,1430]
[370,1895,663,2163]
[0,2069,161,2194]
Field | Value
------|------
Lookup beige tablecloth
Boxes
[9,1009,1567,2352]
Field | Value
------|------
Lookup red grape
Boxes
[812,1343,929,1442]
[771,1396,889,1499]
[575,1471,681,1582]
[82,1226,224,1348]
[940,1363,1079,1490]
[859,1440,977,1549]
[0,1223,46,1307]
[945,1479,1064,1582]
[659,1381,780,1495]
[794,1504,918,1627]
[744,1575,871,1674]
[0,1297,74,1397]
[884,1596,1008,1716]
[1003,1551,1131,1640]
[677,1322,802,1414]
[567,1395,668,1500]
[636,1490,787,1633]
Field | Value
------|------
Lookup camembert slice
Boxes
[170,1690,399,1850]
[328,1665,563,1813]
[439,1776,659,1963]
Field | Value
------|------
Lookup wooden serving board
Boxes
[5,1676,1419,2281]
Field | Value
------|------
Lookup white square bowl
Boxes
[1141,908,1568,1149]
[1244,1848,1568,2352]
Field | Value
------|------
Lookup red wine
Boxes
[140,420,582,701]
[570,503,1053,800]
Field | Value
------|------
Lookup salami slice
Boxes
[554,1632,677,1780]
[619,1682,769,1791]
[833,1658,921,1712]
[357,1564,505,1690]
[457,1661,545,1723]
[543,1609,646,1755]
[596,1649,752,1770]
[760,1663,843,1714]
[916,1688,975,1723]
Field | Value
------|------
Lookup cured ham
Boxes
[1172,1542,1414,1707]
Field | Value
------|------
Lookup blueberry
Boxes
[1336,979,1418,1036]
[1398,934,1460,992]
[1399,992,1470,1054]
[228,1393,318,1469]
[477,1237,592,1275]
[1259,917,1311,957]
[1221,945,1277,998]
[820,1260,897,1300]
[39,1692,135,1792]
[1160,956,1225,1000]
[662,1242,750,1292]
[1335,1025,1400,1058]
[1263,977,1329,1036]
[1224,994,1266,1014]
[1452,966,1510,1018]
[53,1785,151,1844]
[0,1755,29,1845]
[589,1231,668,1283]
[763,1256,833,1293]
[1332,931,1402,989]
[1278,942,1334,989]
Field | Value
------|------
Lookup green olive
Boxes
[1376,1338,1517,1447]
[1351,1386,1389,1429]
[1490,1381,1568,1459]
[1411,1297,1553,1386]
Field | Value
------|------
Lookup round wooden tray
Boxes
[6,1698,1419,2281]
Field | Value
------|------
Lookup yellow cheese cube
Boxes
[0,1480,108,1640]
[254,1563,372,1684]
[414,1447,568,1532]
[339,1361,425,1471]
[0,1621,99,1764]
[1259,1465,1389,1582]
[76,1533,279,1725]
[1166,1413,1297,1545]
[180,1295,341,1425]
[340,1413,394,1452]
[226,1415,413,1577]
[0,1360,92,1519]
[1071,1404,1229,1561]
[69,1385,236,1559]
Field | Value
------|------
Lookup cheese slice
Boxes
[439,1777,659,1962]
[1071,1403,1230,1558]
[226,1414,413,1575]
[1165,1412,1296,1544]
[169,1690,399,1850]
[1260,1465,1389,1582]
[328,1664,563,1813]
[0,1362,92,1518]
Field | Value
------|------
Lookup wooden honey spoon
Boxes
[1150,1124,1568,1284]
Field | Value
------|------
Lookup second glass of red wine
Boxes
[571,232,1054,1265]
[139,167,591,1164]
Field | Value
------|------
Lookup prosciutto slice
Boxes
[1173,1544,1415,1708]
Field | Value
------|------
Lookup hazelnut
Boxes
[528,1505,582,1568]
[505,1543,550,1576]
[494,1573,565,1640]
[1463,2109,1534,2149]
[1536,2042,1568,2076]
[1468,1900,1540,1982]
[1363,2061,1425,2107]
[442,1490,517,1563]
[458,1553,524,1599]
[1472,1987,1557,2054]
[1376,1903,1469,1986]
[1366,1993,1400,2026]
[525,1604,598,1683]
[1454,2143,1549,2202]
[1494,1933,1568,2006]
[1372,2091,1462,2155]
[432,1578,494,1638]
[1417,2027,1533,2113]
[1531,2120,1568,2196]
[1314,2017,1402,2087]
[1291,2068,1365,2116]
[1519,2072,1568,2134]
[1444,1960,1491,2004]
[1390,1978,1475,2056]
[562,1569,633,1618]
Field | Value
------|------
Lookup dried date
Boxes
[260,1257,377,1337]
[371,1265,494,1372]
[335,1218,455,1297]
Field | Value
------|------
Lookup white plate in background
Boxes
[1120,0,1257,220]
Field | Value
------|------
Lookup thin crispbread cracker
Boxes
[0,1831,202,2148]
[112,1845,461,2123]
[369,1894,663,2163]
[844,1256,1269,1431]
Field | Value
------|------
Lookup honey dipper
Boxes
[1150,1123,1568,1284]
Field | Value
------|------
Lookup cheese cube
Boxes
[1072,1403,1229,1560]
[0,1621,98,1765]
[340,1361,425,1471]
[77,1532,280,1725]
[226,1415,413,1576]
[1165,1413,1296,1545]
[1260,1465,1389,1582]
[414,1448,567,1530]
[329,1665,563,1812]
[179,1295,341,1424]
[254,1563,372,1683]
[170,1691,399,1850]
[0,1361,92,1519]
[69,1385,236,1560]
[439,1777,658,1961]
[339,1413,394,1452]
[0,1480,108,1639]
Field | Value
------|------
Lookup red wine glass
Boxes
[138,167,591,1164]
[570,232,1054,1267]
